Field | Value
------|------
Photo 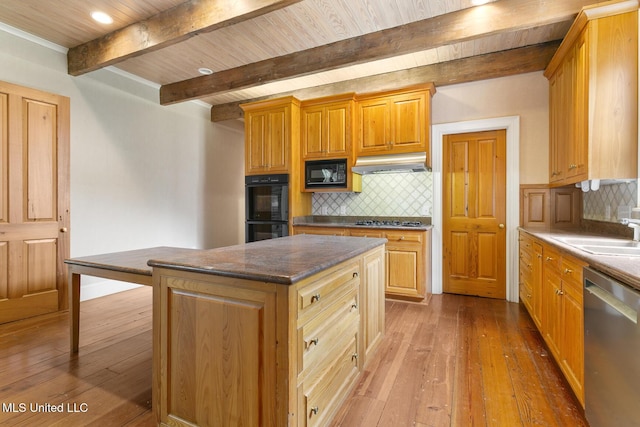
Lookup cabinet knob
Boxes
[60,227,68,233]
[399,236,405,240]
[352,353,359,361]
[499,223,505,229]
[353,272,359,278]
[311,294,321,303]
[546,257,553,261]
[564,268,573,275]
[310,406,319,416]
[351,303,358,310]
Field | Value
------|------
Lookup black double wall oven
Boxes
[245,174,289,242]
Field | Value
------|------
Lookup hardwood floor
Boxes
[0,287,587,427]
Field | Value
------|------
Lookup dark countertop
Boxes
[65,246,200,276]
[520,228,640,291]
[147,234,387,285]
[293,215,433,231]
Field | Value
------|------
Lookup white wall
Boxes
[0,26,245,299]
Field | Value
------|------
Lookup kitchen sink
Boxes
[551,236,640,256]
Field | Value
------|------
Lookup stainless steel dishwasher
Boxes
[584,267,640,427]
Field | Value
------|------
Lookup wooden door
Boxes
[0,81,70,323]
[443,130,506,299]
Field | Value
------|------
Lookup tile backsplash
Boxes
[583,180,638,222]
[312,171,432,216]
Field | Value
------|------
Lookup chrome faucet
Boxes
[621,218,640,241]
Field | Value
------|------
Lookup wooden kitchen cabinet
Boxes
[153,242,385,427]
[293,225,431,300]
[242,96,301,175]
[519,230,586,406]
[355,84,435,160]
[384,230,429,300]
[545,5,638,185]
[301,93,355,160]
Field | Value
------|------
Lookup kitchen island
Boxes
[148,234,387,427]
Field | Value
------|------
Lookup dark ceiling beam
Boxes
[210,41,561,122]
[161,0,592,105]
[67,0,303,76]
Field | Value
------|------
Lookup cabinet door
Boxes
[245,111,267,174]
[561,278,584,405]
[389,91,427,152]
[302,101,351,159]
[571,30,588,182]
[385,232,425,300]
[548,73,563,183]
[357,97,389,153]
[301,105,325,158]
[245,106,289,174]
[266,107,288,172]
[542,267,562,361]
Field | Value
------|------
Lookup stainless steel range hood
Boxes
[351,152,429,174]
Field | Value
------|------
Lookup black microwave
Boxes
[305,159,348,189]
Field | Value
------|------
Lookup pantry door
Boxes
[0,81,70,323]
[443,130,506,299]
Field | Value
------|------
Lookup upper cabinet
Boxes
[242,97,301,175]
[301,93,356,160]
[355,84,435,159]
[545,4,638,186]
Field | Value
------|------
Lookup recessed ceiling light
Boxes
[198,68,213,75]
[91,11,113,25]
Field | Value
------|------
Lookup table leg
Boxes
[69,270,81,353]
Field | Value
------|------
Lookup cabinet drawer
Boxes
[561,255,586,294]
[384,230,423,244]
[297,286,359,378]
[301,333,359,427]
[298,261,360,322]
[543,245,562,273]
[349,229,384,238]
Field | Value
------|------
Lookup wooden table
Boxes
[65,246,198,353]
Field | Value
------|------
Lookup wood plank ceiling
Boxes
[0,0,604,121]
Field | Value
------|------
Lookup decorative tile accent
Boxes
[583,180,638,222]
[312,171,433,216]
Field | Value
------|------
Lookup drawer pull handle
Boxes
[564,268,573,274]
[310,406,319,416]
[546,257,553,261]
[353,272,359,278]
[555,289,564,296]
[352,353,358,361]
[351,303,358,310]
[306,338,319,348]
[311,294,321,303]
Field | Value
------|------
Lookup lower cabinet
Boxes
[153,246,385,427]
[519,230,585,406]
[293,225,431,300]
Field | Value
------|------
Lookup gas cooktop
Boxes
[354,219,424,227]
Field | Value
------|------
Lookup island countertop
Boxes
[147,234,387,285]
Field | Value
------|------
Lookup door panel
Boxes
[443,130,506,299]
[26,100,57,221]
[0,81,69,323]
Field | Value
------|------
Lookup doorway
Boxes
[431,116,520,302]
[442,130,506,298]
[0,81,70,323]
